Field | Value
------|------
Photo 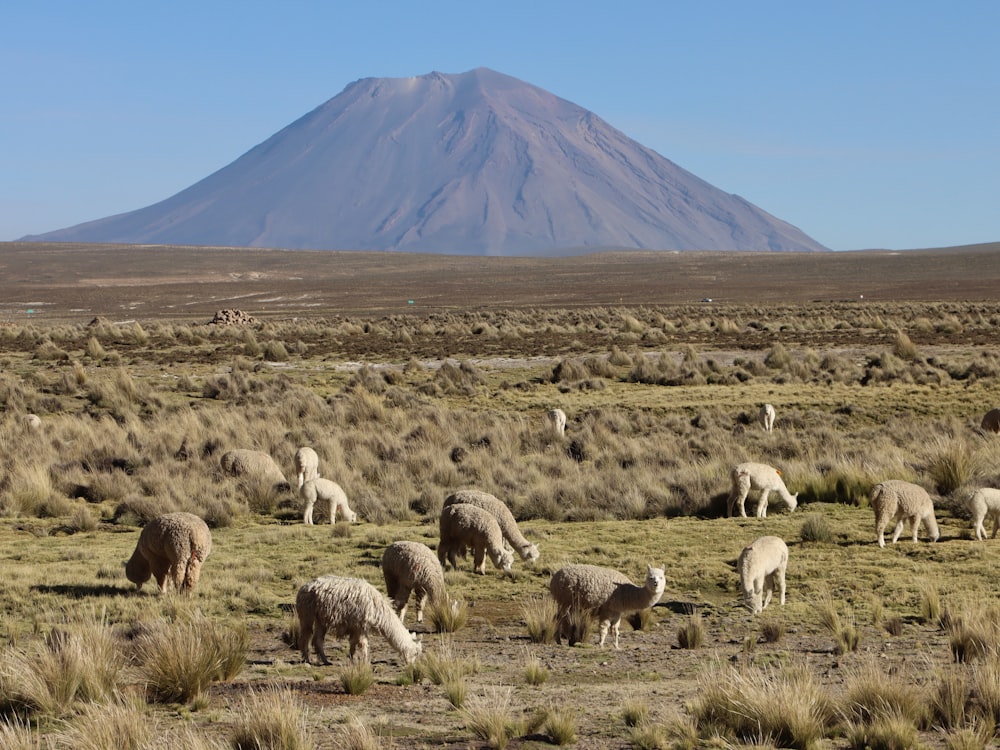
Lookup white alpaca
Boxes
[969,487,1000,540]
[759,403,776,432]
[294,446,320,489]
[547,408,567,437]
[295,575,421,666]
[443,489,539,562]
[870,480,940,547]
[381,541,448,623]
[549,563,666,648]
[300,477,358,524]
[438,503,514,575]
[23,414,42,430]
[737,536,788,614]
[220,449,290,492]
[727,462,798,518]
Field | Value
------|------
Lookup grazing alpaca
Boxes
[759,403,776,432]
[381,541,448,623]
[969,487,1000,540]
[549,563,666,648]
[727,462,798,518]
[442,489,539,562]
[870,479,940,547]
[125,512,212,594]
[737,536,788,614]
[295,575,421,666]
[547,408,567,437]
[982,409,1000,434]
[300,477,358,525]
[438,504,514,575]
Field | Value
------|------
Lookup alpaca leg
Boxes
[991,512,999,539]
[890,514,907,544]
[395,585,413,622]
[182,556,202,593]
[349,635,370,664]
[611,616,622,649]
[974,512,985,541]
[911,515,922,543]
[312,624,330,665]
[776,564,786,605]
[761,575,773,611]
[151,558,171,593]
[329,497,336,524]
[756,490,771,518]
[598,618,611,648]
[414,590,428,623]
[473,545,487,575]
[729,474,751,517]
[303,499,315,525]
[167,560,186,593]
[298,614,315,664]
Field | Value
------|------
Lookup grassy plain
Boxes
[2,242,1000,748]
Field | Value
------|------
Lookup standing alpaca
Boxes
[294,446,320,489]
[549,563,666,648]
[737,536,788,614]
[300,477,358,524]
[759,403,776,432]
[438,503,514,574]
[442,489,539,562]
[125,512,212,594]
[547,408,567,437]
[727,462,798,518]
[870,480,940,547]
[295,575,422,666]
[381,541,447,623]
[969,487,1000,540]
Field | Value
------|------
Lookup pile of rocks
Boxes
[210,309,258,326]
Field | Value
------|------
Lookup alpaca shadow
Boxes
[30,583,129,598]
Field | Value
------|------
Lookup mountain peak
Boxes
[23,69,828,255]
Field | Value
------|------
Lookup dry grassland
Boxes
[1,242,1000,749]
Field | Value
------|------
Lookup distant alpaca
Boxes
[737,535,788,614]
[759,403,776,432]
[870,479,940,547]
[969,487,1000,540]
[549,563,666,648]
[727,462,798,518]
[300,477,358,525]
[982,409,1000,434]
[547,408,567,437]
[294,446,320,489]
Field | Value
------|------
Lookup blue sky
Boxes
[2,1,997,251]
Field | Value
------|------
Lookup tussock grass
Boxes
[229,687,314,750]
[460,685,519,750]
[135,616,248,703]
[690,662,833,749]
[339,662,375,695]
[522,596,558,644]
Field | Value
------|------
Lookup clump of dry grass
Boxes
[690,662,833,748]
[676,609,704,650]
[339,662,375,695]
[229,687,314,750]
[134,616,248,703]
[522,596,558,644]
[460,685,520,750]
[427,596,468,633]
[815,593,861,655]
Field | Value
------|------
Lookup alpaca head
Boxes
[522,543,540,562]
[645,564,666,598]
[498,548,515,572]
[785,493,798,512]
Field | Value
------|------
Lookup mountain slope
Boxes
[24,68,828,255]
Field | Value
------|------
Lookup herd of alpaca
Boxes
[120,400,1000,668]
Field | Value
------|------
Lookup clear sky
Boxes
[3,1,997,251]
